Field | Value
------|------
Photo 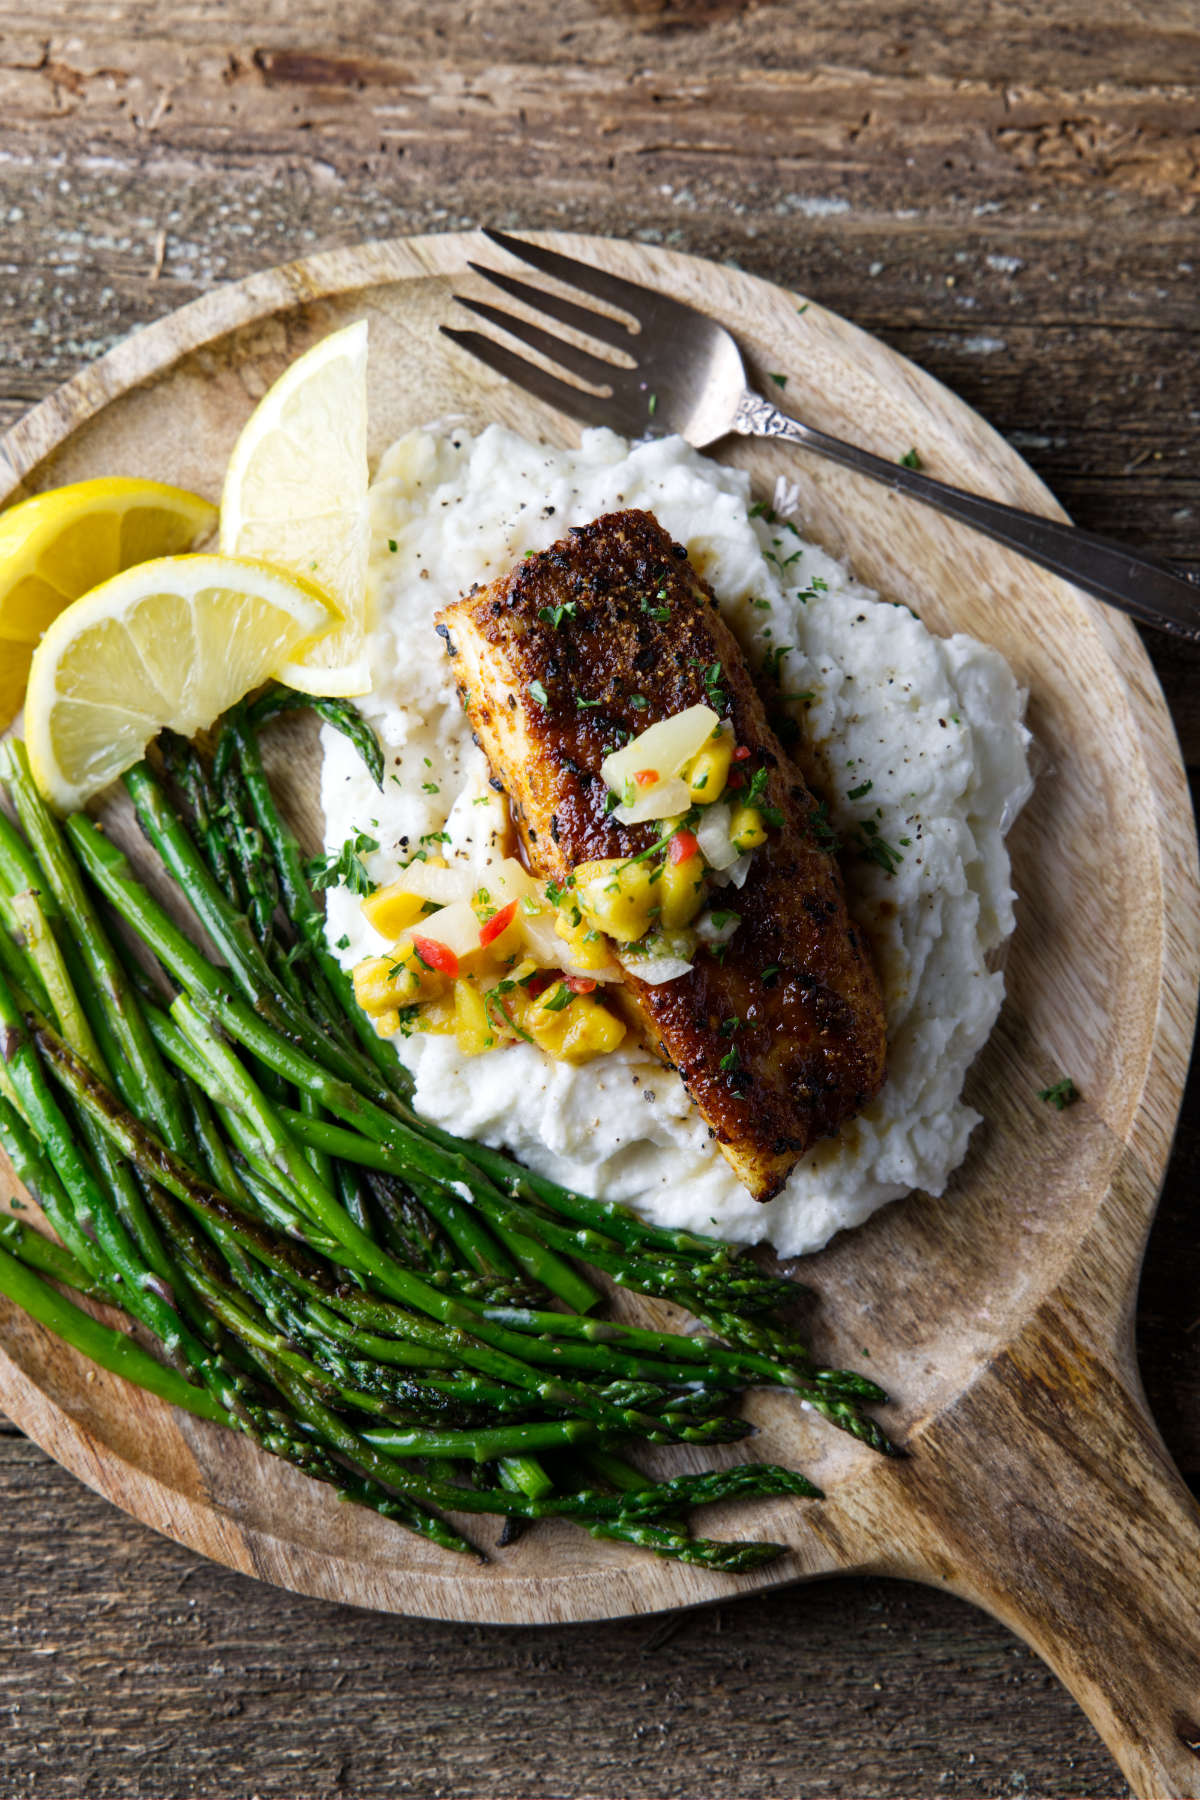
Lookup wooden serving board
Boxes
[2,232,1199,1796]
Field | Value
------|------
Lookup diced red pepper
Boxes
[733,744,751,761]
[565,975,597,994]
[725,767,745,790]
[669,829,700,864]
[633,768,659,787]
[525,971,556,997]
[411,934,460,978]
[478,900,518,946]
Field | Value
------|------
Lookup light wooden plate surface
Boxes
[1,233,1199,1796]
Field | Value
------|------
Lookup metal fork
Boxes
[442,230,1199,643]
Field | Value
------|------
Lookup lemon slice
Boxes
[219,319,370,696]
[0,477,217,730]
[25,554,336,812]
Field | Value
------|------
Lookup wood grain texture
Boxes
[2,226,1199,1793]
[0,1430,1127,1800]
[1,5,1198,1794]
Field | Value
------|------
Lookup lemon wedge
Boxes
[0,477,217,730]
[24,554,336,812]
[219,319,370,696]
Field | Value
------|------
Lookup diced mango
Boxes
[361,882,428,939]
[684,732,733,805]
[729,803,768,851]
[417,992,456,1035]
[353,953,417,1012]
[574,857,660,944]
[553,901,616,971]
[657,851,707,930]
[352,939,444,1017]
[527,989,626,1062]
[453,978,494,1055]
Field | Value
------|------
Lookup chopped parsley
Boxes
[899,447,922,470]
[648,392,658,416]
[809,800,840,854]
[641,597,671,622]
[847,780,874,801]
[540,983,573,1014]
[485,980,535,1044]
[307,831,379,897]
[576,696,603,710]
[538,602,577,629]
[1039,1077,1079,1111]
[528,679,550,708]
[718,1044,741,1073]
[769,372,788,389]
[630,693,648,711]
[851,823,903,874]
[421,781,439,795]
[699,659,729,711]
[765,543,803,575]
[335,934,350,951]
[761,644,794,682]
[387,538,398,552]
[745,766,771,806]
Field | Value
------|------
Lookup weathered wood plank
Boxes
[0,35,1196,218]
[1,4,1198,1791]
[0,1433,1122,1799]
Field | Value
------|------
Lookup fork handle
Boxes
[733,390,1200,641]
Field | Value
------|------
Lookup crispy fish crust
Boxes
[436,508,886,1201]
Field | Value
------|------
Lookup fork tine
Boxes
[438,327,620,429]
[466,262,635,354]
[483,229,659,322]
[453,297,622,390]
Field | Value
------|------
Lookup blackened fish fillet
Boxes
[436,508,886,1201]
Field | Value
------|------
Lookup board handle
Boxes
[890,1324,1200,1797]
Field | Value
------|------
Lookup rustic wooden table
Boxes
[1,4,1197,1795]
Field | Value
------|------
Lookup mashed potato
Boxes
[320,426,1032,1258]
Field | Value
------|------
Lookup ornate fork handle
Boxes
[733,391,1200,642]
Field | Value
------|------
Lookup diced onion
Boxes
[384,861,474,905]
[409,899,484,960]
[694,801,738,870]
[695,910,741,948]
[617,950,694,984]
[485,857,538,905]
[601,705,719,797]
[708,851,753,889]
[518,896,622,983]
[613,775,691,826]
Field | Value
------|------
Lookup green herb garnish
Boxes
[307,831,379,897]
[1038,1077,1079,1111]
